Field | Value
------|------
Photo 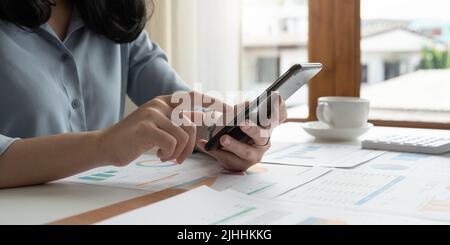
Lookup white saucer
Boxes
[301,121,374,141]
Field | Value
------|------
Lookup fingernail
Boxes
[222,137,230,146]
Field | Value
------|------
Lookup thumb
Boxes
[196,139,208,152]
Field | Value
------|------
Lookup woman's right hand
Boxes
[96,95,197,167]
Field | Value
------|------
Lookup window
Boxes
[241,0,309,118]
[361,64,368,84]
[256,57,280,83]
[361,0,450,125]
[149,0,449,129]
[148,0,309,115]
[384,61,401,80]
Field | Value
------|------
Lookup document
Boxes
[98,186,444,225]
[277,169,450,222]
[62,154,224,193]
[262,143,385,168]
[212,165,331,198]
[358,152,450,178]
[63,153,330,198]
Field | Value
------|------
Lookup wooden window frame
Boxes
[287,0,450,130]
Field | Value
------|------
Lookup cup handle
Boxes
[316,101,332,125]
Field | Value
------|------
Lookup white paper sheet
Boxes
[262,143,385,168]
[358,152,450,178]
[212,165,330,198]
[278,169,450,222]
[61,154,224,192]
[98,186,445,225]
[62,154,330,198]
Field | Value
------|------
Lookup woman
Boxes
[0,0,287,188]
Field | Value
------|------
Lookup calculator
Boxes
[362,135,450,155]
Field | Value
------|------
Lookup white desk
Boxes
[1,123,449,225]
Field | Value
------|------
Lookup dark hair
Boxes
[0,0,152,43]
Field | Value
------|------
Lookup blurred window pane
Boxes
[241,0,309,118]
[361,0,450,123]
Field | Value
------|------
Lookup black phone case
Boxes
[204,97,272,151]
[204,63,322,152]
[204,126,251,151]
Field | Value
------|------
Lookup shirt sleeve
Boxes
[127,31,191,106]
[0,134,18,156]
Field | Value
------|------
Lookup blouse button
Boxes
[71,99,82,109]
[61,53,70,62]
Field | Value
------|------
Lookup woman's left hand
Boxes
[196,98,288,172]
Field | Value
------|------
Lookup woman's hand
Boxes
[197,97,288,172]
[97,95,197,167]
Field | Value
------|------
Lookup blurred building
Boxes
[242,2,449,87]
[361,20,447,84]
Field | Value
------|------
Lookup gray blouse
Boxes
[0,10,189,156]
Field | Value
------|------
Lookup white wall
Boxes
[125,0,242,115]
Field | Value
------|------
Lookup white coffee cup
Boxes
[316,97,370,129]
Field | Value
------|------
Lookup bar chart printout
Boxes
[62,154,223,192]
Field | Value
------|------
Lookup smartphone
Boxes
[204,63,323,151]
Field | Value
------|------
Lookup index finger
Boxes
[166,91,234,113]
